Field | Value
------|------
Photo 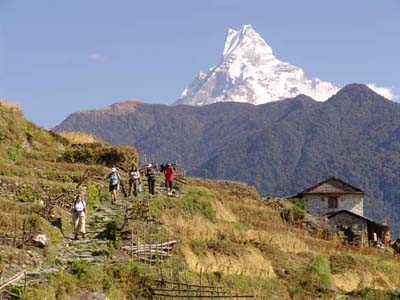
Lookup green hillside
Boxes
[1,100,400,300]
[54,84,400,236]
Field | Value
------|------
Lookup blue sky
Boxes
[0,0,399,126]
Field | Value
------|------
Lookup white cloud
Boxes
[87,53,107,63]
[367,83,395,100]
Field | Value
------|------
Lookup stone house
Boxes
[294,177,364,216]
[327,210,390,246]
[294,177,390,245]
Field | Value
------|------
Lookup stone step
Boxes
[73,246,108,253]
[65,239,108,246]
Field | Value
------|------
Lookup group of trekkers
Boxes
[106,162,175,200]
[71,162,176,240]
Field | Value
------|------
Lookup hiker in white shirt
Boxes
[128,166,140,198]
[72,194,87,240]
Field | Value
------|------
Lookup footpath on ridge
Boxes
[24,171,185,284]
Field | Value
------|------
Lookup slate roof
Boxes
[326,210,389,229]
[294,177,365,198]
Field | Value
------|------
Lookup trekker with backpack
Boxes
[72,192,87,240]
[164,163,175,196]
[145,164,157,195]
[106,167,121,204]
[128,166,140,198]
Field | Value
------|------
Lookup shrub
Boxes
[86,181,108,207]
[7,149,18,161]
[15,186,40,203]
[289,198,305,210]
[280,201,306,223]
[9,285,24,299]
[70,261,104,289]
[102,275,113,292]
[48,270,78,299]
[307,255,334,291]
[62,143,138,169]
[329,255,356,274]
[346,288,400,300]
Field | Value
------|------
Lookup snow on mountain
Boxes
[175,25,392,106]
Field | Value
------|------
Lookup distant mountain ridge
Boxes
[55,84,400,233]
[175,25,394,105]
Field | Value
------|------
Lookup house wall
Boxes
[329,213,367,228]
[328,212,369,246]
[304,194,364,216]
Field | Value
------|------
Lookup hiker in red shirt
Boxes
[164,163,175,196]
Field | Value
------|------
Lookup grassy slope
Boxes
[1,101,400,300]
[0,101,68,162]
[148,179,400,299]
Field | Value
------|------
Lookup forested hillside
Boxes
[55,84,400,234]
[2,99,400,299]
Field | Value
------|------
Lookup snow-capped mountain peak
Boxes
[175,25,340,106]
[223,24,273,57]
[175,25,395,106]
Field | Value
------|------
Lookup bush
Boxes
[48,270,78,299]
[15,186,40,203]
[62,143,137,168]
[9,285,24,299]
[70,261,105,290]
[7,149,18,161]
[86,181,108,207]
[307,255,333,291]
[289,198,305,210]
[281,202,305,223]
[346,288,400,300]
[329,255,356,274]
[102,275,113,292]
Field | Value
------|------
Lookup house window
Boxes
[328,197,338,209]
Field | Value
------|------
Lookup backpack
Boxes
[109,172,119,185]
[73,199,86,213]
[147,168,156,179]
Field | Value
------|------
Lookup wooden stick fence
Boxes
[122,240,178,264]
[0,271,26,290]
[150,279,254,299]
[0,217,40,248]
[41,168,93,220]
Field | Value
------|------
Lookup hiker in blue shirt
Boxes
[106,167,121,204]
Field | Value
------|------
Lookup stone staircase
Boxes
[25,198,132,284]
[21,171,186,285]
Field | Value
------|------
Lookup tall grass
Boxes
[0,99,20,111]
[59,131,99,144]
